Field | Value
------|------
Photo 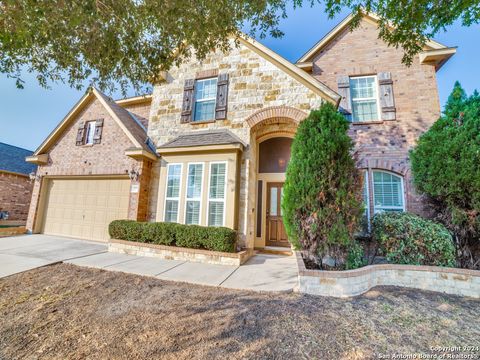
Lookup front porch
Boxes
[246,107,302,250]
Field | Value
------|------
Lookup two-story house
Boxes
[26,12,456,251]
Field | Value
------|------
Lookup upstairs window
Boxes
[85,121,96,145]
[194,78,217,121]
[350,76,379,122]
[372,171,405,213]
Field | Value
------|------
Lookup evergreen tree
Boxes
[411,82,480,269]
[443,81,468,119]
[282,102,364,269]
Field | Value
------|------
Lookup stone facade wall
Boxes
[0,171,33,221]
[148,40,327,247]
[311,19,442,215]
[296,253,480,298]
[26,98,150,231]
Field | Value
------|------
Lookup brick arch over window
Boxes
[357,158,409,177]
[246,106,307,129]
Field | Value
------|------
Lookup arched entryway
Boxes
[245,106,306,249]
[256,136,293,248]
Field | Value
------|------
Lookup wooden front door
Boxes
[266,182,289,247]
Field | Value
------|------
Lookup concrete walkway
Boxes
[0,234,106,278]
[0,235,298,292]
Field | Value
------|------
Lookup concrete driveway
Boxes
[0,234,106,278]
[1,235,298,292]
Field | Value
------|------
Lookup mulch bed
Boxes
[1,264,479,359]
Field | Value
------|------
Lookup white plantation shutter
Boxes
[165,164,182,222]
[373,171,404,213]
[185,163,204,225]
[208,162,227,226]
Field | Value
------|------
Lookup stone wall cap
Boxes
[110,238,246,258]
[294,251,480,278]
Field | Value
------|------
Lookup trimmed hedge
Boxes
[373,212,456,267]
[109,220,237,253]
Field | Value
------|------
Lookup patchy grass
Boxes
[0,264,479,359]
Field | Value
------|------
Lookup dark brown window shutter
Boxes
[75,121,86,145]
[378,72,396,120]
[93,118,104,144]
[337,75,352,115]
[180,79,195,123]
[215,73,229,120]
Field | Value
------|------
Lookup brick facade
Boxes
[122,102,151,129]
[310,19,441,215]
[26,15,449,247]
[0,171,33,221]
[26,96,153,233]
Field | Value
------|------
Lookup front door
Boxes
[266,182,289,247]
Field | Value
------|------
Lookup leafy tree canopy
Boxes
[1,0,478,94]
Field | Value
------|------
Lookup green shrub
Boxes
[282,102,364,269]
[410,82,480,269]
[202,226,237,253]
[109,220,136,241]
[141,222,179,246]
[109,220,146,242]
[108,220,237,253]
[175,224,205,249]
[373,212,456,267]
[345,242,367,270]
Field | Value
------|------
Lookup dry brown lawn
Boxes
[0,263,479,359]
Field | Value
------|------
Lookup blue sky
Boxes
[0,4,478,151]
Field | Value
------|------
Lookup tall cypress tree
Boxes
[282,102,363,269]
[411,82,480,269]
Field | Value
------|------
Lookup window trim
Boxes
[163,163,183,223]
[372,170,406,214]
[184,162,205,225]
[193,77,218,122]
[349,75,381,123]
[363,170,371,231]
[206,161,228,227]
[84,121,96,145]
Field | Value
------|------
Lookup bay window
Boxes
[185,163,204,225]
[208,162,227,226]
[164,164,182,222]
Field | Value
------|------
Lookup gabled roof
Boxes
[297,11,455,67]
[158,129,245,149]
[0,142,36,175]
[33,87,155,156]
[115,94,152,106]
[236,35,341,105]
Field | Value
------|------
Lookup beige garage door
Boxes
[41,178,130,241]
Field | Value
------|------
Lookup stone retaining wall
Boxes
[0,226,26,237]
[296,252,480,298]
[109,239,253,266]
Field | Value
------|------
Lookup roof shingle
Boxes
[0,142,37,175]
[158,130,246,149]
[94,89,156,154]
